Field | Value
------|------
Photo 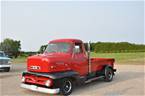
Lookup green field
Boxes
[91,52,145,64]
[12,52,145,65]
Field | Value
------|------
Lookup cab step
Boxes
[85,76,104,83]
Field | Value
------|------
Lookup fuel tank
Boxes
[27,53,72,73]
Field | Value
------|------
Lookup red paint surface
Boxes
[27,39,114,76]
[24,75,53,86]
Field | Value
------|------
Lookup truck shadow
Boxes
[72,71,144,95]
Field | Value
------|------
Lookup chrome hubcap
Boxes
[64,80,72,93]
[108,71,113,80]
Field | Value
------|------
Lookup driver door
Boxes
[72,43,88,76]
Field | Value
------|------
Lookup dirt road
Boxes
[0,63,144,96]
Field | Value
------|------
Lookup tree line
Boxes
[84,42,145,53]
[0,38,21,58]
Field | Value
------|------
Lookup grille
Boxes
[0,60,8,64]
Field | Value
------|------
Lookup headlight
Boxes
[45,80,51,87]
[21,77,25,82]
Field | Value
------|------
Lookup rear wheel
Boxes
[59,78,73,95]
[104,67,113,82]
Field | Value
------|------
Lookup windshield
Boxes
[45,42,71,53]
[0,52,5,57]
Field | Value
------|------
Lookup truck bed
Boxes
[91,58,115,72]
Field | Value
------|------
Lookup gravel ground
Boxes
[0,63,144,96]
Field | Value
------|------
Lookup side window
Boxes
[74,43,83,53]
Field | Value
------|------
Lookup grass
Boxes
[11,52,145,65]
[12,56,27,64]
[91,52,145,64]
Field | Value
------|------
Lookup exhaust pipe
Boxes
[88,41,91,73]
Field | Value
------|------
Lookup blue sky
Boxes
[0,0,144,51]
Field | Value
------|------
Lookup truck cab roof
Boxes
[49,39,83,43]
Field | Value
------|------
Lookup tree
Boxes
[0,38,21,58]
[38,45,47,53]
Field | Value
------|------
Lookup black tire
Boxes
[104,67,113,82]
[4,67,10,72]
[59,78,73,96]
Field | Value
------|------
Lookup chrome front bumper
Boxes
[21,83,60,94]
[0,64,11,68]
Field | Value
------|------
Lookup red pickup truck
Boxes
[21,39,116,95]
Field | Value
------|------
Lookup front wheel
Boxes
[59,78,73,95]
[104,67,113,82]
[4,67,10,72]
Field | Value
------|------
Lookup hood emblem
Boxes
[30,66,40,70]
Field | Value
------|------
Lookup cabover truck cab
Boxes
[21,39,116,95]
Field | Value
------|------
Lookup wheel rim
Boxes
[108,71,113,80]
[63,80,72,93]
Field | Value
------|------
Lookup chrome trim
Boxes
[21,83,60,94]
[0,64,11,68]
[30,66,41,70]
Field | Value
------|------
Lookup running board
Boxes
[85,76,104,84]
